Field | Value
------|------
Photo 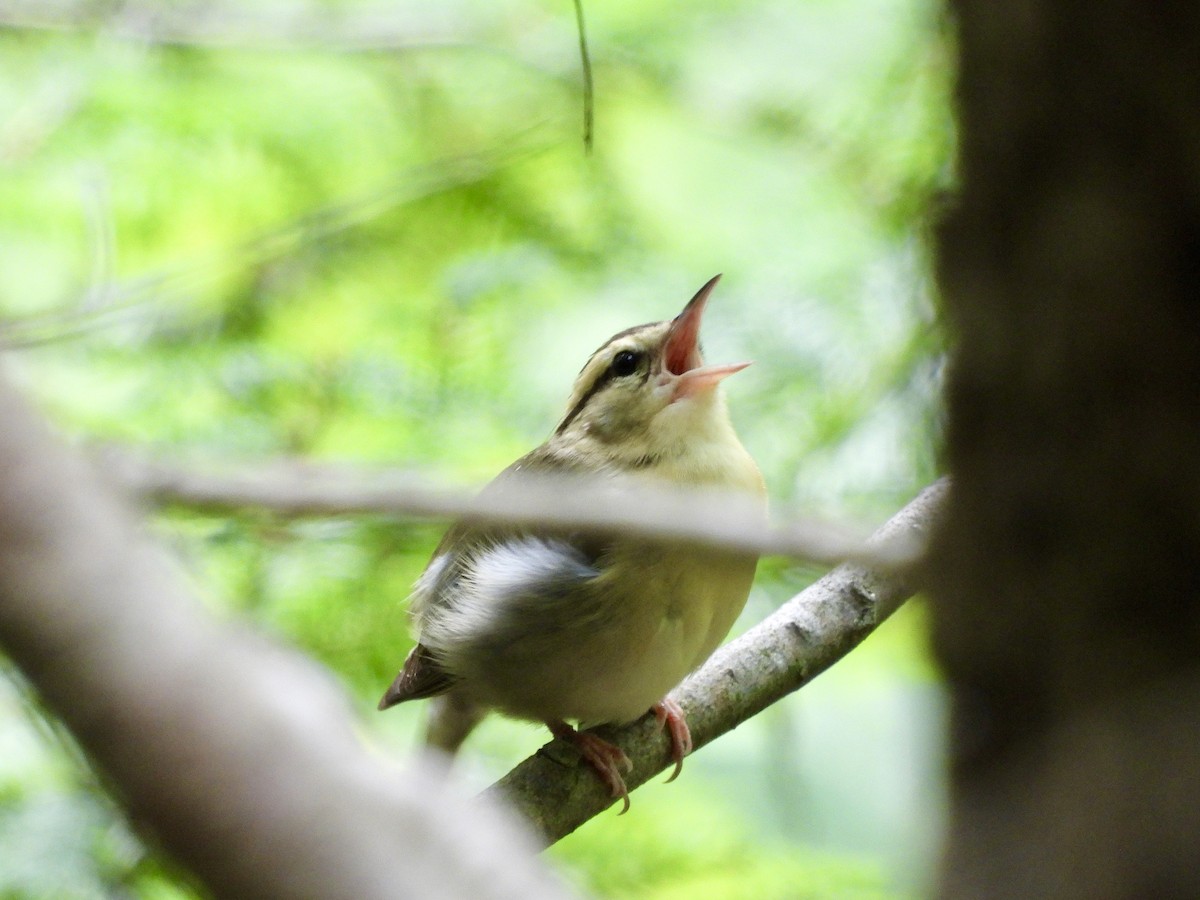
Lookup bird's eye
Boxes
[610,350,641,377]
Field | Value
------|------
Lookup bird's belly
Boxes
[566,615,697,724]
[469,547,756,726]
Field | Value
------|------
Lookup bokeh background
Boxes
[0,1,952,896]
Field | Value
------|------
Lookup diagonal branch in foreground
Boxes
[0,382,573,898]
[482,479,948,845]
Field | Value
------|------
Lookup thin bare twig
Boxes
[94,446,923,570]
[483,479,946,844]
[571,0,594,153]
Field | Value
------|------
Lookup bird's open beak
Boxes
[663,274,752,401]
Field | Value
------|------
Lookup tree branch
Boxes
[0,381,573,898]
[95,445,915,570]
[483,479,947,844]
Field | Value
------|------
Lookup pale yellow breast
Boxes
[478,540,758,726]
[601,542,757,719]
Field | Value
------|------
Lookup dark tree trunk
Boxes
[930,3,1200,897]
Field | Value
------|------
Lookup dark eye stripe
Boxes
[574,321,657,376]
[555,369,615,435]
[554,348,648,435]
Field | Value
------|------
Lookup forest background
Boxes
[0,1,952,896]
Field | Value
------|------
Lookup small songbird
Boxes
[378,275,765,809]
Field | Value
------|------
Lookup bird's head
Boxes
[549,276,752,475]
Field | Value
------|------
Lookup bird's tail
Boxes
[425,692,485,755]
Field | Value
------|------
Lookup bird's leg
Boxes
[546,720,634,814]
[652,697,692,782]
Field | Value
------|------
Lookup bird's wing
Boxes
[411,446,611,626]
[381,445,611,711]
[419,535,603,657]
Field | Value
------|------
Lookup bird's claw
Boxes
[652,698,692,783]
[544,700,691,814]
[548,720,633,813]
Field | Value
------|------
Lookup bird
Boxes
[378,275,765,810]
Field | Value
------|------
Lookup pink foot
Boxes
[547,720,634,813]
[652,697,692,783]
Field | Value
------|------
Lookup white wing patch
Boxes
[467,538,593,604]
[408,552,449,622]
[421,537,596,652]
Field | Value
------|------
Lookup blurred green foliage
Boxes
[0,0,951,896]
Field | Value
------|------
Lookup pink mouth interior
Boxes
[665,337,699,375]
[663,275,722,376]
[664,307,704,375]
